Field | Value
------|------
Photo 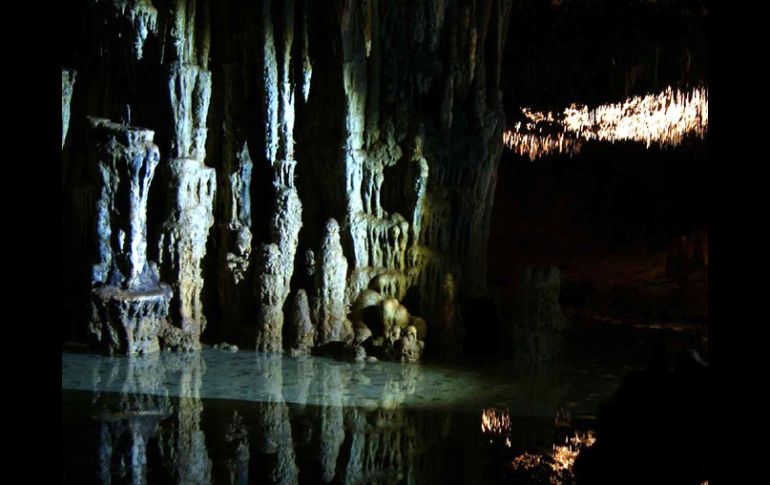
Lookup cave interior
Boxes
[61,0,709,483]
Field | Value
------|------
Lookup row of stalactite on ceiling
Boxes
[61,0,513,360]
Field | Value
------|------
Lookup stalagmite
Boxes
[254,243,286,352]
[314,219,351,344]
[158,156,216,350]
[286,289,315,355]
[87,117,172,355]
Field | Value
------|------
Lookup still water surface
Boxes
[63,323,676,484]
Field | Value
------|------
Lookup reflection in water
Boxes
[63,348,626,483]
[507,431,596,485]
[550,431,596,473]
[64,351,483,484]
[481,408,512,434]
[480,404,596,484]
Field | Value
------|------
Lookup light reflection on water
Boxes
[61,348,632,484]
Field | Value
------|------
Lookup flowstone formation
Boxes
[86,117,172,355]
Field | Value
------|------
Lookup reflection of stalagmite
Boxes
[160,352,212,484]
[224,411,250,485]
[69,346,490,483]
[253,354,299,484]
[314,362,348,483]
[92,354,172,485]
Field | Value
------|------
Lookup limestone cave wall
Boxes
[61,0,514,357]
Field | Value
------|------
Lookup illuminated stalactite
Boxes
[62,69,76,151]
[503,85,708,160]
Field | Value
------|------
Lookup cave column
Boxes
[157,0,217,350]
[253,0,303,352]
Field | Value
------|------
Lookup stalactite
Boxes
[98,0,158,60]
[62,69,76,150]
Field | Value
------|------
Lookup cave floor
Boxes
[62,317,702,483]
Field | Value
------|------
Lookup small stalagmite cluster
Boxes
[62,0,515,361]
